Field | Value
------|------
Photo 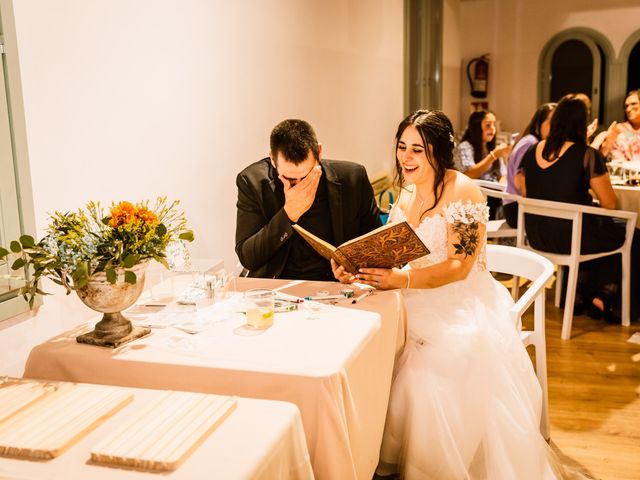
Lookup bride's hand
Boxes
[331,259,356,284]
[356,267,408,290]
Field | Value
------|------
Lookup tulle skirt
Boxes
[378,270,562,479]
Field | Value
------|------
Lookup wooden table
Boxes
[23,278,406,480]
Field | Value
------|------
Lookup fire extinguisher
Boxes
[466,54,489,98]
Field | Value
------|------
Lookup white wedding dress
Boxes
[378,200,562,480]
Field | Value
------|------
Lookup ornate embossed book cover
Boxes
[292,221,429,274]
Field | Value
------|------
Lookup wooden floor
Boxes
[522,286,640,480]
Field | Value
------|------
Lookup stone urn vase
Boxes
[75,262,151,348]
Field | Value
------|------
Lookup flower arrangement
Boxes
[0,197,194,307]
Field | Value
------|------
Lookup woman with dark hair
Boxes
[332,110,562,479]
[455,110,511,218]
[521,93,639,321]
[502,102,556,227]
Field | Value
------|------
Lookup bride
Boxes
[332,110,563,479]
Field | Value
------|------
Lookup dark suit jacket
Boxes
[235,158,382,278]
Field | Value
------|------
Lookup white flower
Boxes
[443,200,489,224]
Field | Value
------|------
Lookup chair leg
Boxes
[561,265,579,340]
[621,251,631,327]
[511,276,520,300]
[554,266,564,309]
[532,296,550,440]
[534,344,550,440]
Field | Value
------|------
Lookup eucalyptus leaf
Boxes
[19,235,35,248]
[11,258,26,270]
[74,261,89,281]
[10,241,22,253]
[124,270,137,284]
[106,268,117,284]
[179,230,194,242]
[154,256,170,269]
[123,254,137,269]
[156,223,167,236]
[0,247,9,258]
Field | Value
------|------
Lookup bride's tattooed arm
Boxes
[450,221,480,258]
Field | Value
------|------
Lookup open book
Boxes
[292,221,430,274]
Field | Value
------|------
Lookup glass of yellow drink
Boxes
[244,289,275,329]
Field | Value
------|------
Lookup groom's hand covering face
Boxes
[274,151,322,223]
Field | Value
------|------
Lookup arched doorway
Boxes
[539,29,614,124]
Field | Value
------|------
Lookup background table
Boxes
[24,278,406,480]
[0,381,312,480]
[614,184,640,227]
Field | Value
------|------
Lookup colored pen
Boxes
[274,296,304,303]
[304,294,346,301]
[351,290,373,304]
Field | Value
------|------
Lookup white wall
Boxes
[11,0,404,271]
[0,0,403,376]
[457,0,640,133]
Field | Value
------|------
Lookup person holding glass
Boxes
[235,118,381,280]
[454,110,511,219]
[333,110,564,479]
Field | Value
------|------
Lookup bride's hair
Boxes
[393,109,455,219]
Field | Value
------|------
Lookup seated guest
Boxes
[574,92,600,140]
[519,94,639,322]
[595,90,640,162]
[503,102,556,227]
[454,110,510,218]
[235,119,381,279]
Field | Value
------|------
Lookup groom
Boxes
[235,119,381,280]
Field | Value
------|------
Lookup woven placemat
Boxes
[90,391,236,472]
[0,382,133,459]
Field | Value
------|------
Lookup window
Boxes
[0,2,39,321]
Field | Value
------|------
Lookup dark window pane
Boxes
[550,40,593,102]
[627,41,640,92]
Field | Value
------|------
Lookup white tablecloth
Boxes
[614,184,640,227]
[0,381,313,480]
[24,278,406,480]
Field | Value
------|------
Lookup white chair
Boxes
[476,182,519,240]
[486,244,554,440]
[515,196,637,340]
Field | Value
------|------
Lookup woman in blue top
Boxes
[455,110,510,219]
[503,103,556,227]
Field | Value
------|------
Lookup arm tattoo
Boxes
[451,221,480,258]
